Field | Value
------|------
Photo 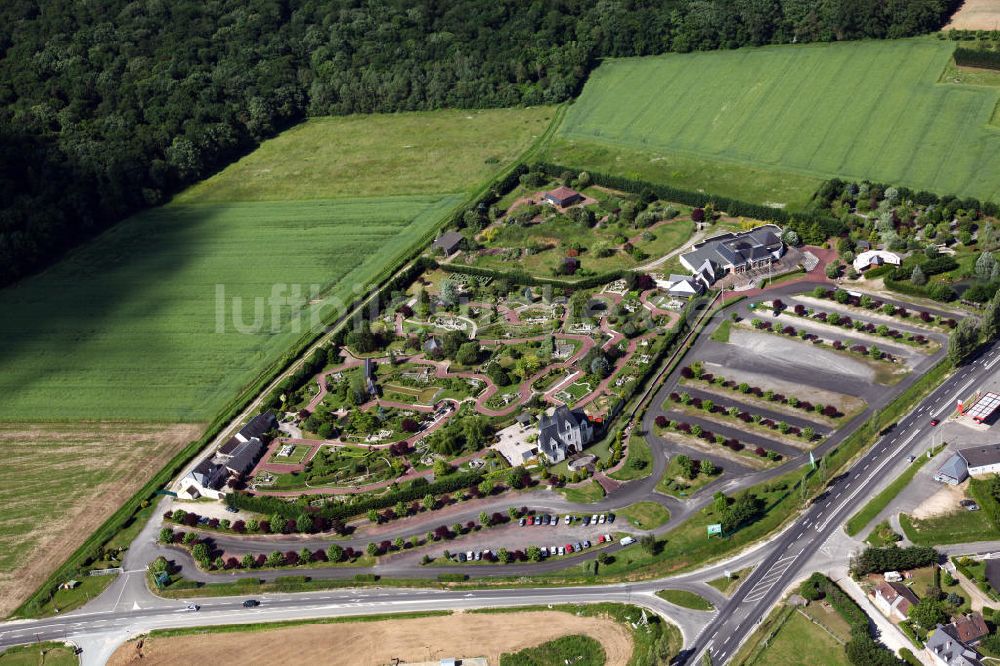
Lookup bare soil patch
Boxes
[911,481,968,520]
[945,0,1000,30]
[0,422,201,616]
[108,610,634,666]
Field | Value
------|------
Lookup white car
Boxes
[620,536,636,546]
[564,515,571,525]
[467,551,474,560]
[591,514,599,524]
[558,546,566,555]
[184,604,200,612]
[599,514,606,524]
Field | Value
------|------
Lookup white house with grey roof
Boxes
[935,444,1000,485]
[679,225,784,282]
[538,405,594,463]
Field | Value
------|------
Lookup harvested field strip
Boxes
[108,610,634,666]
[0,423,201,617]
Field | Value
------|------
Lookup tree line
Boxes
[0,0,959,287]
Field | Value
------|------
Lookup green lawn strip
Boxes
[711,319,732,343]
[558,480,606,504]
[500,635,604,666]
[609,435,653,481]
[13,110,567,619]
[32,575,117,618]
[654,589,714,611]
[707,566,754,596]
[617,502,671,530]
[147,610,451,639]
[865,520,902,547]
[899,509,1000,546]
[0,642,78,666]
[655,454,720,497]
[472,603,682,666]
[845,445,943,536]
[736,605,849,666]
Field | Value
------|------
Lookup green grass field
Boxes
[558,38,1000,204]
[0,196,457,422]
[500,635,605,666]
[177,108,555,202]
[655,589,713,611]
[618,501,670,530]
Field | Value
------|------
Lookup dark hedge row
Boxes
[441,262,630,290]
[226,470,484,522]
[955,47,1000,70]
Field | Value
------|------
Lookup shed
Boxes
[432,231,464,256]
[543,186,583,207]
[934,453,969,485]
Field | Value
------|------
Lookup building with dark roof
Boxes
[951,613,989,645]
[543,186,583,208]
[926,622,985,666]
[225,438,265,477]
[538,405,594,463]
[873,581,919,621]
[363,358,378,398]
[678,225,784,282]
[432,231,464,256]
[178,458,230,500]
[957,444,1000,476]
[236,411,276,444]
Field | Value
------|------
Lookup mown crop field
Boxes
[558,38,1000,204]
[0,195,458,422]
[176,107,556,202]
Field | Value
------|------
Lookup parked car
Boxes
[605,534,612,542]
[582,516,590,526]
[475,551,482,560]
[242,599,260,608]
[225,506,238,513]
[558,546,566,555]
[607,513,615,523]
[591,514,599,524]
[564,515,572,525]
[599,514,606,524]
[597,535,606,544]
[583,540,591,548]
[620,536,635,546]
[457,552,467,562]
[565,543,574,554]
[575,542,583,552]
[519,518,526,527]
[960,499,980,511]
[467,551,474,561]
[527,516,534,526]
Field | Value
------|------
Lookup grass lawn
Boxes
[608,435,654,482]
[0,642,78,665]
[559,38,1000,204]
[708,566,754,596]
[737,606,849,666]
[845,447,941,536]
[900,508,1000,546]
[558,480,606,504]
[711,319,733,343]
[655,456,719,497]
[177,107,556,202]
[499,634,605,666]
[270,444,310,465]
[865,520,902,548]
[617,502,670,530]
[655,589,714,611]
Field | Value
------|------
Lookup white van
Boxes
[620,536,636,546]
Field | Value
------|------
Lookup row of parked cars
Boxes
[518,513,615,527]
[451,534,619,562]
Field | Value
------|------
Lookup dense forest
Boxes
[0,0,959,286]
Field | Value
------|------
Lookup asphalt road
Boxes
[680,340,1000,665]
[0,284,984,666]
